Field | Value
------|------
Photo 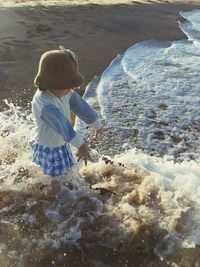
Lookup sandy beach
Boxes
[0,0,200,107]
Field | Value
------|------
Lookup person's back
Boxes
[32,89,72,147]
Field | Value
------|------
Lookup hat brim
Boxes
[34,71,84,90]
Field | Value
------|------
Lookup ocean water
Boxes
[0,9,200,267]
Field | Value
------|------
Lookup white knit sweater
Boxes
[31,89,102,148]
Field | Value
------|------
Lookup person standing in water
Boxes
[29,46,104,176]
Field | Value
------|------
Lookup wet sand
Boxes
[0,0,200,107]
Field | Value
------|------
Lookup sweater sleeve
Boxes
[41,104,84,149]
[69,91,102,130]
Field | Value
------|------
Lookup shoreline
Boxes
[0,1,200,107]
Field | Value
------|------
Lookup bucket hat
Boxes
[34,46,84,90]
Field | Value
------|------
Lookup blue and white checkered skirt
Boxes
[29,140,74,176]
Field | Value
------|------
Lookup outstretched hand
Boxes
[76,127,104,165]
[76,142,92,165]
[96,127,104,138]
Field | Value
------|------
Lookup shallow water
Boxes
[0,9,200,267]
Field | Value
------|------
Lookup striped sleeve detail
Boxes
[41,105,84,148]
[69,91,102,129]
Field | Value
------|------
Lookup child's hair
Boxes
[34,46,84,91]
[37,87,45,91]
